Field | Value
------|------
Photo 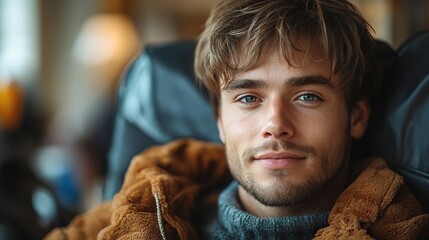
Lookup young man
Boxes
[46,0,429,239]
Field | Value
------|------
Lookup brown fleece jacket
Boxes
[45,139,429,240]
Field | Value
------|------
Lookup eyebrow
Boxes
[223,75,334,92]
[223,79,266,91]
[286,76,334,89]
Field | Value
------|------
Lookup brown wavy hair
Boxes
[195,0,376,114]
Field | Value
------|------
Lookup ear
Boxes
[350,99,370,139]
[217,117,225,144]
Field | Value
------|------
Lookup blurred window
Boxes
[0,0,39,84]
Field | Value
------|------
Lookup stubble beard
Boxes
[226,136,350,207]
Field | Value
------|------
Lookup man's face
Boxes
[217,43,368,209]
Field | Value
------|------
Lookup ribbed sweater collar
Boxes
[213,181,329,239]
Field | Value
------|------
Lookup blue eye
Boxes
[239,95,259,103]
[298,93,320,102]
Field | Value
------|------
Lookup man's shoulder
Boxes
[316,157,429,239]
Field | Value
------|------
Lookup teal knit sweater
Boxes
[205,182,329,240]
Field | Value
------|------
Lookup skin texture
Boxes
[217,40,369,217]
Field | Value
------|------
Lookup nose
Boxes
[261,99,294,139]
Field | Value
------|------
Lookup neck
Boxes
[208,182,330,239]
[238,162,350,217]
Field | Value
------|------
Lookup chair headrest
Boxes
[364,31,429,212]
[121,41,219,143]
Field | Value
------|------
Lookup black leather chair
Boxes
[363,31,429,212]
[103,41,220,199]
[103,32,429,214]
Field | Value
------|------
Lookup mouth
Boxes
[254,152,306,169]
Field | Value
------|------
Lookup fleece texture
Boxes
[44,139,429,240]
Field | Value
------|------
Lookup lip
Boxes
[254,152,305,169]
[256,152,305,160]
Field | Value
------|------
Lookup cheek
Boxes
[306,109,350,170]
[220,105,259,141]
[299,105,349,151]
[222,114,258,145]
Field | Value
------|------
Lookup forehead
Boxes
[223,37,335,86]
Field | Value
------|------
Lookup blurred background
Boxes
[0,0,428,239]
